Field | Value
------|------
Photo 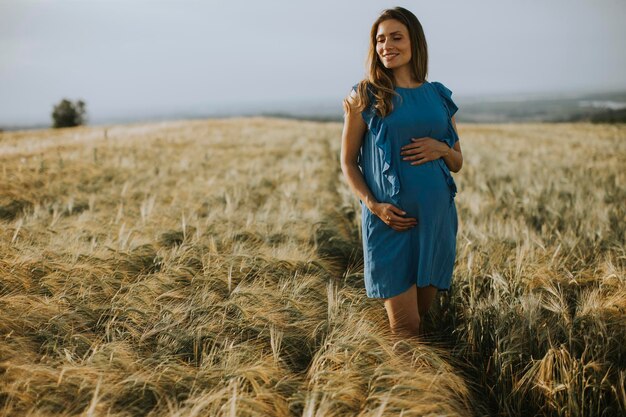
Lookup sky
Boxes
[1,0,625,126]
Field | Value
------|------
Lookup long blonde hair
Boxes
[344,7,428,119]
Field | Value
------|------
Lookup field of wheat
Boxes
[0,117,624,416]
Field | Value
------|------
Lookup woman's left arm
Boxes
[440,116,463,173]
[400,115,463,173]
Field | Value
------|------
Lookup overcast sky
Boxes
[1,0,625,125]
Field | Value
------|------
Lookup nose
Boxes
[382,38,395,52]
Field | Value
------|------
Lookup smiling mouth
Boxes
[383,53,398,59]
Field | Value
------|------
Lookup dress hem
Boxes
[366,282,451,299]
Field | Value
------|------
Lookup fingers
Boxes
[403,153,424,161]
[389,221,416,231]
[400,145,421,155]
[410,157,429,165]
[389,213,417,224]
[400,137,427,147]
[385,217,415,231]
[402,149,431,164]
[387,207,417,223]
[391,225,411,232]
[401,138,436,161]
[388,205,406,216]
[400,137,429,151]
[378,204,418,231]
[403,153,429,164]
[381,214,417,226]
[381,212,415,224]
[400,145,426,160]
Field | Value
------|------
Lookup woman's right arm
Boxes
[340,90,378,212]
[340,90,417,231]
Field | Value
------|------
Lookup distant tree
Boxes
[52,98,87,128]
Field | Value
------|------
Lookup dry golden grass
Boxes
[0,118,624,416]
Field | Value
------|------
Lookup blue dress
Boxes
[352,81,460,299]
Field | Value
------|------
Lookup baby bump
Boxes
[397,160,451,216]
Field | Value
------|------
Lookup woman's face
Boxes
[375,19,412,69]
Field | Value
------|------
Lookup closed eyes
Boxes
[377,37,402,43]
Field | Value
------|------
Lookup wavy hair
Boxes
[344,7,428,119]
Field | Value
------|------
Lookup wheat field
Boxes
[0,118,624,416]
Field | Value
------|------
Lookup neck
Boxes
[393,66,419,88]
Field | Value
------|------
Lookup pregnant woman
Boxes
[340,7,463,339]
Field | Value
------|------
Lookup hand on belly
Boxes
[400,136,448,166]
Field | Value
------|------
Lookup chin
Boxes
[382,58,409,69]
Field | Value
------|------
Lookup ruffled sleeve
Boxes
[351,83,379,127]
[351,84,368,127]
[350,82,401,205]
[431,81,459,148]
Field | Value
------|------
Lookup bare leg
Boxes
[416,285,438,336]
[382,283,420,339]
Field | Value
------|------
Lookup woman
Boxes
[340,7,463,339]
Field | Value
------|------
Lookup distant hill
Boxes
[2,90,625,132]
[253,90,626,124]
[568,108,626,123]
[455,91,626,123]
